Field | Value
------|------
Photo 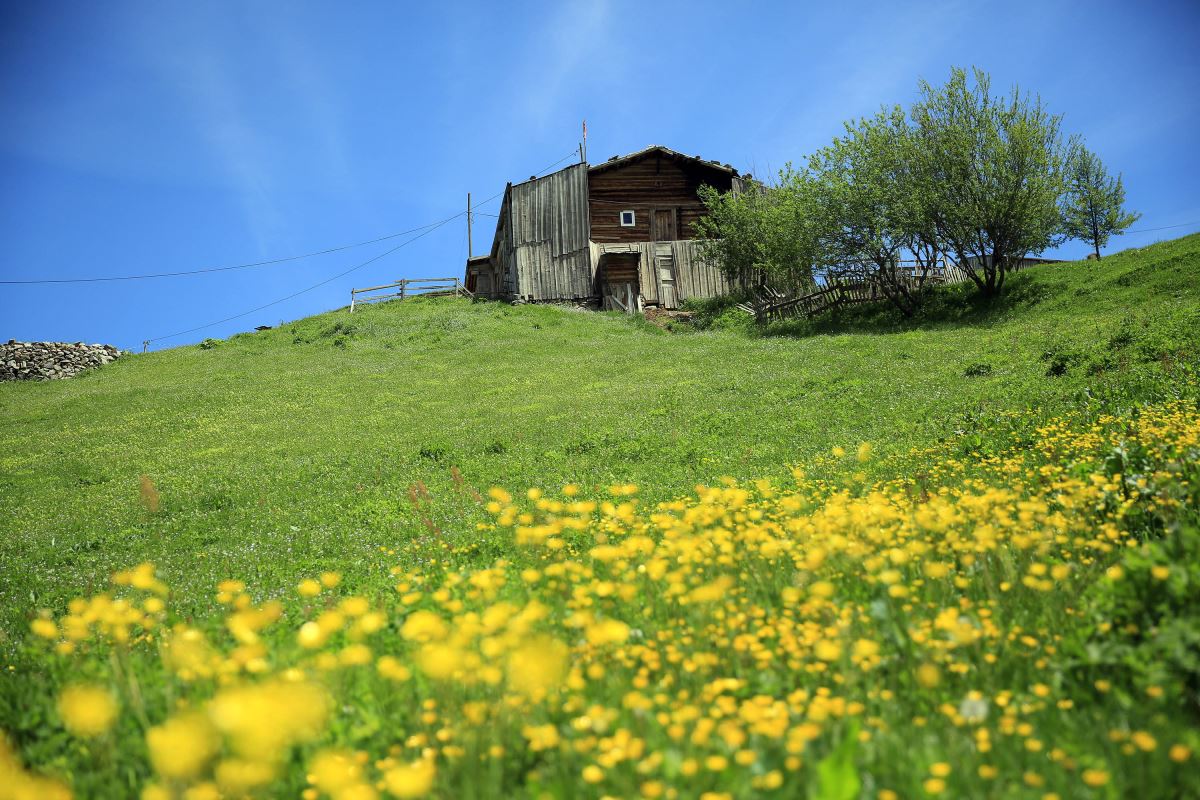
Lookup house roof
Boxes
[587,145,739,176]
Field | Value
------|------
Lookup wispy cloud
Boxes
[135,5,370,253]
[515,0,617,129]
[130,7,288,253]
[755,0,970,158]
[264,16,377,231]
[187,53,288,253]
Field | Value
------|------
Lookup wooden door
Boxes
[600,255,640,314]
[603,282,637,313]
[651,209,676,241]
[655,248,678,309]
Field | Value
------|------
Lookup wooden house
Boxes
[464,146,744,312]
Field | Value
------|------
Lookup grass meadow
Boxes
[1,234,1198,798]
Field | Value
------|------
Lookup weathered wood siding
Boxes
[472,151,742,305]
[671,240,731,301]
[509,163,591,300]
[588,155,734,243]
[590,240,729,309]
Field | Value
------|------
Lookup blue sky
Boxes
[2,0,1198,351]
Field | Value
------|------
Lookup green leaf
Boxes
[815,721,862,800]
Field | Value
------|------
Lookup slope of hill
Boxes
[1,234,1198,797]
[3,236,1197,618]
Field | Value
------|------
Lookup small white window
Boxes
[620,210,636,227]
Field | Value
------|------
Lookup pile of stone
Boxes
[1,340,123,381]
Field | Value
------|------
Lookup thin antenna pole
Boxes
[467,192,472,259]
[581,119,588,164]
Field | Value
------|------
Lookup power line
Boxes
[0,218,460,286]
[144,149,581,346]
[1125,220,1200,234]
[147,218,455,344]
[4,149,583,287]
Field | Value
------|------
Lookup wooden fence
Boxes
[737,279,884,323]
[739,256,1063,324]
[349,277,472,312]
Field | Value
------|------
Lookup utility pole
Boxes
[467,192,472,259]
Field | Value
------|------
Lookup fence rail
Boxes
[349,277,472,312]
[737,278,886,322]
[739,256,1063,324]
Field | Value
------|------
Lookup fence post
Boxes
[350,290,356,313]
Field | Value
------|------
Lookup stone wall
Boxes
[1,341,123,381]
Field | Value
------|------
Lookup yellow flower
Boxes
[1131,731,1157,752]
[585,619,630,646]
[1169,744,1191,762]
[507,636,568,696]
[400,611,448,643]
[215,758,277,793]
[297,579,322,597]
[923,777,945,794]
[340,596,370,616]
[141,783,173,800]
[377,655,413,681]
[814,640,842,661]
[582,765,605,784]
[383,758,436,798]
[208,679,328,761]
[417,643,464,680]
[1081,769,1109,787]
[916,663,941,688]
[320,572,342,589]
[57,683,118,737]
[809,581,835,599]
[309,749,363,793]
[339,644,373,666]
[147,712,219,779]
[30,618,58,640]
[183,782,221,800]
[523,724,561,751]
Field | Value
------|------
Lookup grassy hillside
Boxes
[1,234,1198,798]
[3,237,1197,623]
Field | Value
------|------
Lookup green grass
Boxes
[2,235,1197,635]
[1,235,1199,799]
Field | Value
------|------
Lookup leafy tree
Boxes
[696,169,820,294]
[807,107,941,316]
[1061,145,1141,259]
[909,67,1073,297]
